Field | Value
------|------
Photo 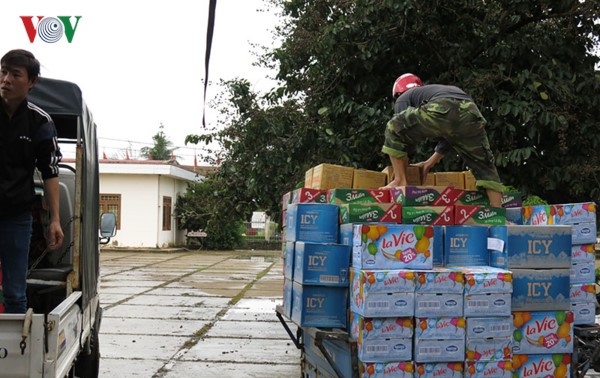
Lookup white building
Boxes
[97,159,204,248]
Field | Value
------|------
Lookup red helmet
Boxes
[392,73,423,97]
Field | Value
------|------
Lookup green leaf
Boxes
[539,92,549,100]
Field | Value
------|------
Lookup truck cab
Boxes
[0,77,115,378]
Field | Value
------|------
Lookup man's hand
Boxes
[411,152,445,185]
[48,220,64,250]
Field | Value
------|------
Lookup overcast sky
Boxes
[0,0,280,165]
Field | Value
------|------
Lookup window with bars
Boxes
[163,196,172,231]
[100,193,121,230]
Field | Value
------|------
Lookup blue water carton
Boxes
[488,225,571,269]
[512,311,574,354]
[465,337,511,362]
[571,244,596,263]
[464,293,512,317]
[415,268,465,294]
[444,225,489,266]
[415,293,463,317]
[284,241,294,279]
[572,222,597,244]
[303,329,354,378]
[511,269,570,311]
[339,223,354,245]
[351,223,436,270]
[414,317,466,339]
[466,317,513,339]
[570,283,597,303]
[291,281,347,327]
[571,302,596,325]
[416,362,465,378]
[461,266,513,294]
[349,312,414,340]
[414,338,465,363]
[432,226,444,267]
[465,361,512,378]
[570,261,595,285]
[505,207,523,225]
[293,242,350,286]
[285,203,339,243]
[282,278,293,318]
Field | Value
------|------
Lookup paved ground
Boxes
[98,250,301,378]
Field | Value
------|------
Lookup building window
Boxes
[163,196,172,231]
[100,193,121,230]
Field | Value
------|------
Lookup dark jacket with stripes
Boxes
[0,99,62,217]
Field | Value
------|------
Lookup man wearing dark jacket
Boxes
[0,49,63,313]
[381,73,504,207]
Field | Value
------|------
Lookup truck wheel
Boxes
[74,326,100,378]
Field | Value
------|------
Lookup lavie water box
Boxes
[512,311,574,354]
[293,242,350,286]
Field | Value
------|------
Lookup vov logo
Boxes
[20,16,82,43]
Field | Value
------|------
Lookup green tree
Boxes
[141,123,178,161]
[186,0,600,235]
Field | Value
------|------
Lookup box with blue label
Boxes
[351,223,436,270]
[293,242,350,286]
[360,361,415,378]
[415,293,463,317]
[505,207,523,225]
[465,337,511,362]
[511,268,570,311]
[415,268,465,294]
[572,222,597,244]
[571,261,595,285]
[414,338,465,363]
[464,293,512,317]
[358,337,412,362]
[570,283,597,304]
[303,329,353,378]
[414,317,466,339]
[571,244,596,263]
[523,202,596,225]
[465,361,512,378]
[571,302,596,325]
[416,362,465,378]
[285,203,339,243]
[284,241,294,279]
[282,278,293,318]
[461,266,513,294]
[466,317,513,339]
[349,312,413,340]
[488,225,571,269]
[350,290,415,318]
[444,226,489,266]
[291,281,347,327]
[512,311,573,354]
[350,268,416,294]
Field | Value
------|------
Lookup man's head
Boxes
[0,49,40,106]
[392,73,423,98]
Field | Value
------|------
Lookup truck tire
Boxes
[74,326,100,378]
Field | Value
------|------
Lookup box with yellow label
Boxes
[310,164,354,189]
[353,169,387,189]
[304,167,314,188]
[435,172,465,189]
[382,166,421,185]
[463,170,476,190]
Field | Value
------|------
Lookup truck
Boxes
[0,77,116,377]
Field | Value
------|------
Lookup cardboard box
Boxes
[350,290,415,317]
[327,188,391,204]
[570,261,595,285]
[291,281,347,327]
[423,173,435,186]
[392,186,460,206]
[414,293,463,317]
[522,202,597,225]
[416,363,464,378]
[488,225,572,269]
[402,206,454,225]
[382,165,421,185]
[465,337,511,361]
[464,170,476,190]
[304,167,313,188]
[293,242,350,286]
[349,312,414,340]
[571,244,596,263]
[414,317,466,339]
[571,222,597,244]
[571,302,596,325]
[285,203,339,243]
[351,223,436,270]
[501,191,522,208]
[464,293,512,317]
[382,166,393,185]
[456,189,490,206]
[444,225,489,266]
[455,205,506,225]
[505,207,523,225]
[353,169,387,189]
[466,317,513,339]
[339,203,402,223]
[465,361,512,378]
[361,362,415,378]
[512,354,571,378]
[461,266,513,294]
[414,338,465,363]
[310,163,354,190]
[282,191,292,211]
[415,268,465,294]
[357,337,412,362]
[303,330,354,378]
[511,269,571,311]
[570,283,596,304]
[435,172,465,189]
[512,311,574,354]
[282,278,293,318]
[291,188,327,204]
[350,267,416,294]
[284,241,294,279]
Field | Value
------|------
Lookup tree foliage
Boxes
[185,0,600,241]
[141,124,178,161]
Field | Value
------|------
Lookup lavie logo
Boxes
[20,16,82,43]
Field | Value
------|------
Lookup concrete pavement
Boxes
[98,250,301,378]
